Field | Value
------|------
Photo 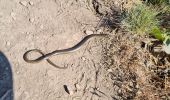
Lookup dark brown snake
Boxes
[23,34,108,69]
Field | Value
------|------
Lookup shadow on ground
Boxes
[0,51,13,100]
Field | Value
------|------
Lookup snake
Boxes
[23,34,108,69]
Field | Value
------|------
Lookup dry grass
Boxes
[106,30,170,100]
[99,0,170,99]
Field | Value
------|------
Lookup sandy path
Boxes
[0,0,116,100]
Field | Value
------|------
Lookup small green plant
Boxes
[145,0,170,5]
[122,4,159,35]
[122,3,170,54]
[150,26,165,41]
[145,0,170,14]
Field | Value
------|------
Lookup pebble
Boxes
[81,57,86,61]
[29,1,34,5]
[117,89,122,94]
[29,18,34,23]
[26,32,30,35]
[107,69,113,72]
[85,30,93,35]
[10,12,16,20]
[16,71,20,74]
[69,90,74,95]
[129,81,134,87]
[137,90,142,95]
[75,84,81,90]
[97,29,103,33]
[20,1,28,7]
[6,41,11,46]
[64,85,75,95]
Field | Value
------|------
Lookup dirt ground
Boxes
[0,0,118,100]
[0,0,170,100]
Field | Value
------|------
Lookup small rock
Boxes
[10,12,16,20]
[20,1,27,6]
[26,32,30,35]
[29,18,34,23]
[75,84,81,90]
[97,29,103,33]
[16,71,20,74]
[6,41,11,46]
[129,81,134,87]
[69,90,74,95]
[114,1,119,6]
[85,30,93,35]
[117,89,122,94]
[107,69,113,72]
[29,1,34,5]
[63,85,75,95]
[81,57,86,61]
[136,84,139,89]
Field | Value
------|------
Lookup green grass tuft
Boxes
[122,4,159,35]
[145,0,170,5]
[145,0,170,14]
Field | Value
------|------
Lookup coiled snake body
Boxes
[23,34,108,69]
